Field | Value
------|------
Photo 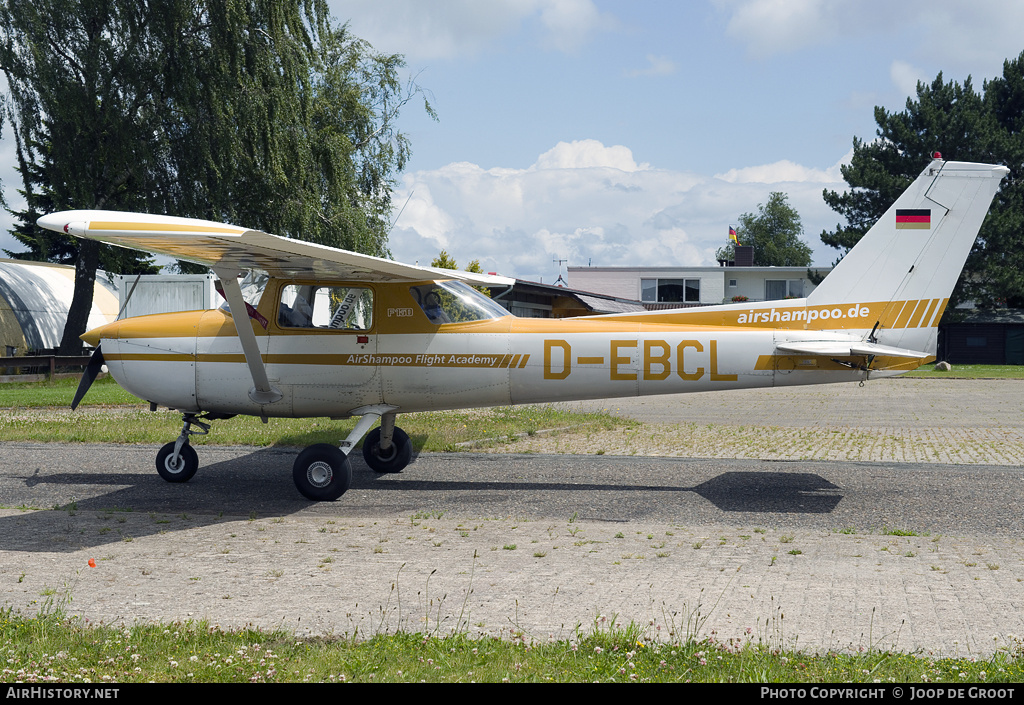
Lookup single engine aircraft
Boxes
[37,156,1007,501]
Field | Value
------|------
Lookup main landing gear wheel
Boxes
[293,443,352,501]
[362,426,412,473]
[156,442,199,483]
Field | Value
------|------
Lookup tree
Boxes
[729,192,812,267]
[1,0,430,352]
[431,250,459,270]
[821,57,1024,309]
[431,251,489,296]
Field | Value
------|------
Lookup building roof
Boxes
[0,259,118,353]
[573,294,647,314]
[568,265,827,274]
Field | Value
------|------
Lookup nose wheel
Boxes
[156,442,199,482]
[155,413,210,483]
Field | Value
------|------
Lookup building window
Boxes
[765,279,804,300]
[728,279,737,288]
[641,278,700,303]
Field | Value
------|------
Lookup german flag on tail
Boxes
[896,209,931,230]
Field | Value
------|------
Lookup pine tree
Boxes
[821,58,1024,309]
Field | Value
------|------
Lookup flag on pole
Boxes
[729,226,738,243]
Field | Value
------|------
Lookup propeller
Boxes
[70,273,139,410]
[71,345,105,411]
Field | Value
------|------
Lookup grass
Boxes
[905,364,1024,379]
[2,607,1022,683]
[0,375,141,407]
[0,377,632,450]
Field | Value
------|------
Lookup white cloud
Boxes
[389,140,848,284]
[905,2,1024,74]
[328,0,526,60]
[328,0,616,60]
[890,60,928,98]
[719,0,1024,81]
[715,158,844,184]
[626,54,678,78]
[531,139,648,172]
[719,0,840,58]
[534,0,618,53]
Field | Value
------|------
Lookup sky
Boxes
[2,0,1023,286]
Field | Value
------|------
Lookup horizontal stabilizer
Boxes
[776,341,930,359]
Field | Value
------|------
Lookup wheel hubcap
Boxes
[377,443,397,462]
[307,460,333,488]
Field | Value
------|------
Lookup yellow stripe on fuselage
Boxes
[104,351,534,369]
[85,296,945,350]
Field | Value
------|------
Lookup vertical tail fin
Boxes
[807,157,1007,351]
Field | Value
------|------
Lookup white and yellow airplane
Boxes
[37,156,1007,501]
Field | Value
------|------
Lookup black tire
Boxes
[362,426,412,473]
[156,442,199,483]
[293,443,352,501]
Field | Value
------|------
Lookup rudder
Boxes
[807,157,1008,351]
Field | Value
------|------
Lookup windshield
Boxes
[410,280,510,324]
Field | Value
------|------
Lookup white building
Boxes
[115,273,218,318]
[0,265,222,357]
[567,264,831,308]
[0,259,119,355]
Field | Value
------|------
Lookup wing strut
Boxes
[214,268,283,405]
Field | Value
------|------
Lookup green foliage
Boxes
[2,611,1022,682]
[0,378,631,450]
[0,375,142,407]
[823,55,1024,309]
[904,364,1024,379]
[0,0,431,351]
[714,241,735,263]
[431,250,459,270]
[734,192,812,267]
[430,252,490,296]
[0,0,169,350]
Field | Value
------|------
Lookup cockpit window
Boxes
[218,269,269,313]
[410,280,509,324]
[278,284,373,330]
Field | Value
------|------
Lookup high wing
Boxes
[36,210,515,286]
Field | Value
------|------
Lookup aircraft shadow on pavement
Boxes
[0,450,842,552]
[361,470,843,515]
[1,448,311,553]
[688,472,842,513]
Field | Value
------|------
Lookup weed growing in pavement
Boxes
[4,560,1023,683]
[3,603,1022,683]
